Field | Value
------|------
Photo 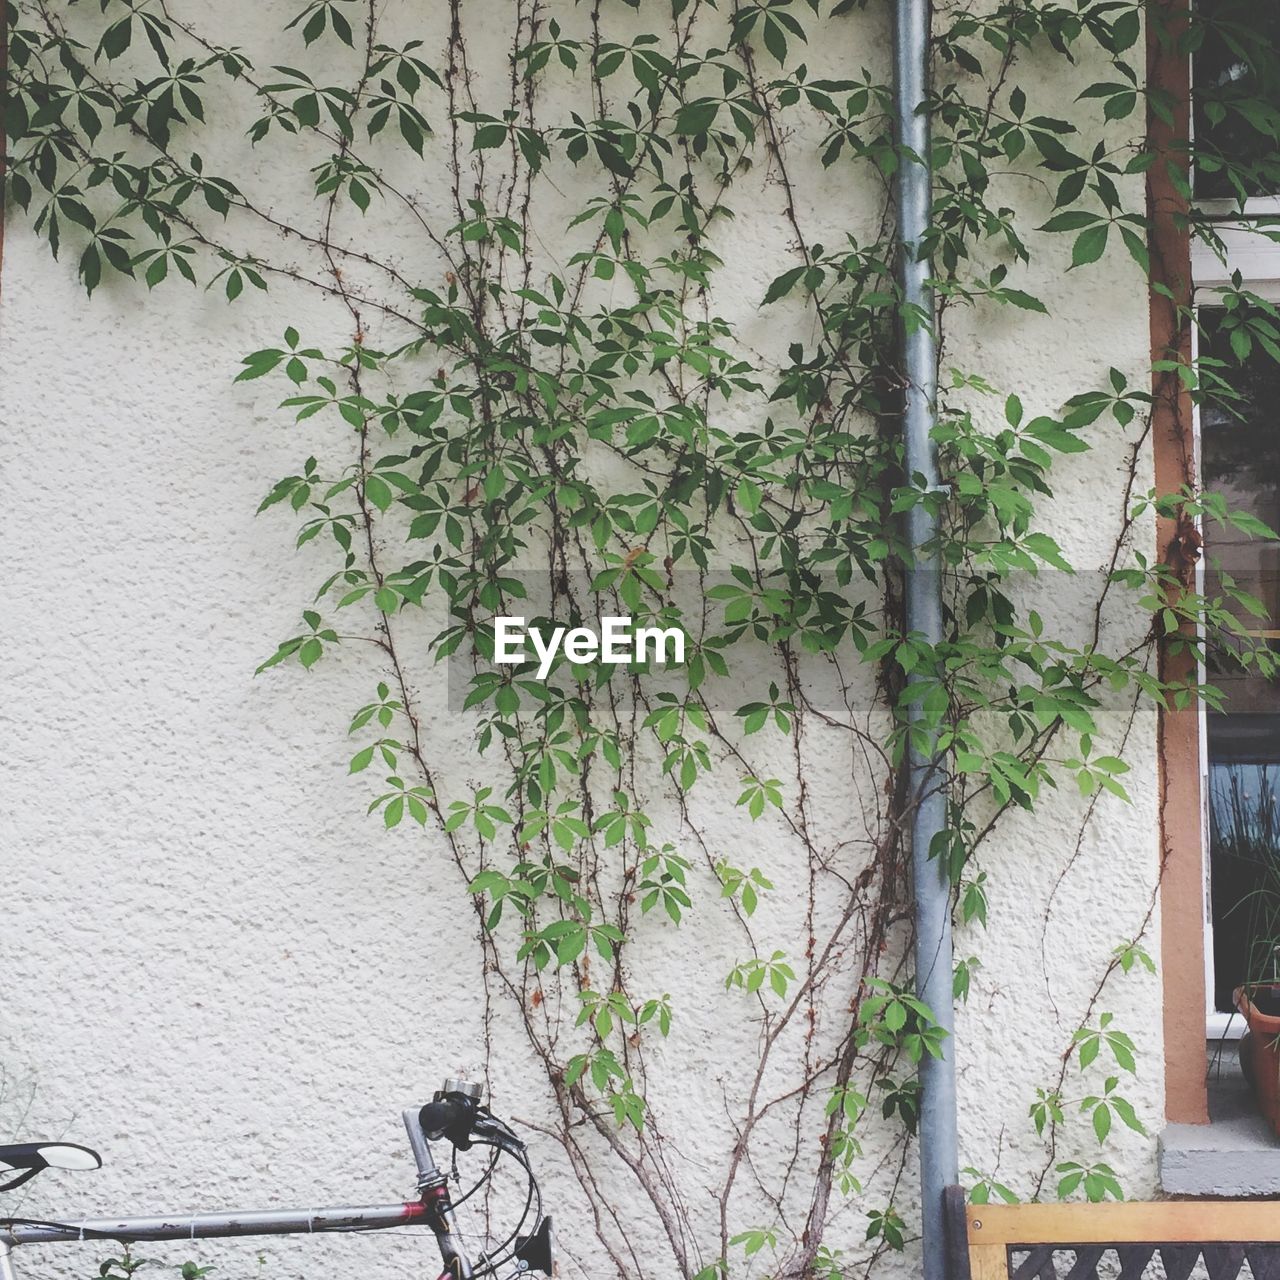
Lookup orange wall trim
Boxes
[1147,0,1209,1126]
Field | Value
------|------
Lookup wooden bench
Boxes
[944,1186,1280,1279]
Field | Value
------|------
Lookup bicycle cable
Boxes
[440,1137,541,1278]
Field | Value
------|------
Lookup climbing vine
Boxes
[7,0,1280,1275]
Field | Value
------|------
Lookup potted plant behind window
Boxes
[1226,762,1280,1135]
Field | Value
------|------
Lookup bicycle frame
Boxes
[0,1112,473,1280]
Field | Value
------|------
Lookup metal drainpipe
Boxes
[891,1,958,1277]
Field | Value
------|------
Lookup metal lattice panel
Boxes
[1008,1244,1280,1280]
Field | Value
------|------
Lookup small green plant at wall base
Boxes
[9,0,1280,1272]
[96,1258,216,1280]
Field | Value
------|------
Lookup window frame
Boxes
[1192,209,1280,1041]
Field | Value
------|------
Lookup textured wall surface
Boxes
[1,3,1165,1277]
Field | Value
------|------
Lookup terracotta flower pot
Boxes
[1236,986,1280,1137]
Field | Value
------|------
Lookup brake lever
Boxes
[471,1110,525,1156]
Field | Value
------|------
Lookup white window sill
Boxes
[1207,1010,1247,1042]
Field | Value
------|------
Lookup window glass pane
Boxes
[1193,0,1280,199]
[1208,727,1280,1010]
[1200,306,1280,715]
[1201,308,1280,1010]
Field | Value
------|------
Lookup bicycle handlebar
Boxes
[418,1084,528,1159]
[418,1095,475,1147]
[405,1080,550,1280]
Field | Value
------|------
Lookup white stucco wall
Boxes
[1,3,1164,1277]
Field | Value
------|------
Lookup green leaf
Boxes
[999,289,1047,314]
[762,16,788,63]
[1040,211,1101,233]
[736,478,762,515]
[99,17,132,59]
[1023,532,1073,573]
[79,245,102,296]
[473,123,508,150]
[1229,510,1280,541]
[675,99,719,135]
[1071,225,1109,269]
[365,474,394,511]
[1111,1095,1146,1134]
[762,265,805,305]
[1092,1103,1111,1143]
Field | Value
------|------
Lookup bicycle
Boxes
[0,1079,553,1280]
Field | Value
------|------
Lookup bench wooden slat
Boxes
[969,1240,1012,1280]
[965,1201,1280,1248]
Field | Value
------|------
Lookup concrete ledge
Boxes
[1160,1071,1280,1196]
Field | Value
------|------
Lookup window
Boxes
[1191,1,1280,1038]
[1192,0,1280,200]
[1199,310,1280,1021]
